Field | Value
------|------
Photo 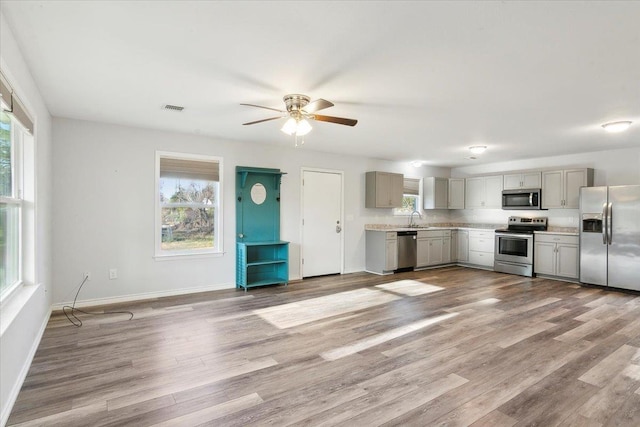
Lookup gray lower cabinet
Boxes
[456,230,469,262]
[534,234,579,279]
[417,230,451,268]
[366,230,397,274]
[468,230,494,268]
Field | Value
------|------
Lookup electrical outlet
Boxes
[109,268,118,280]
[84,272,91,281]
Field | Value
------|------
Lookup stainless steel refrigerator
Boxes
[580,185,640,291]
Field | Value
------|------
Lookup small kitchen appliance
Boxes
[502,188,543,210]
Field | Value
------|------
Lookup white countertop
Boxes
[534,229,579,236]
[365,223,501,232]
[366,224,579,235]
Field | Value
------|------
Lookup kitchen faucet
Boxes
[409,210,422,228]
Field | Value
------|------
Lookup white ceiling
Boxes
[2,1,639,167]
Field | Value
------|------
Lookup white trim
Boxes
[299,167,345,278]
[0,196,21,204]
[0,282,34,336]
[0,279,23,307]
[0,291,50,427]
[154,150,224,258]
[51,282,236,310]
[153,251,224,261]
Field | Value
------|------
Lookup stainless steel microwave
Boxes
[502,188,543,210]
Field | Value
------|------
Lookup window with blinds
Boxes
[394,177,422,215]
[156,152,223,256]
[1,71,36,298]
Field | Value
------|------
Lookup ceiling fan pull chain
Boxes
[294,134,306,148]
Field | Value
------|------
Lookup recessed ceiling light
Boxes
[602,121,632,133]
[469,145,487,154]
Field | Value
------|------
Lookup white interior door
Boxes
[302,169,343,278]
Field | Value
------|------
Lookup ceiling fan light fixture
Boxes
[469,145,487,154]
[281,117,297,135]
[602,121,632,133]
[281,117,312,136]
[296,119,312,136]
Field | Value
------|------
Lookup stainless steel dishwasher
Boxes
[396,231,417,270]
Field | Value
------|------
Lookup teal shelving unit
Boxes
[236,240,289,289]
[236,167,288,290]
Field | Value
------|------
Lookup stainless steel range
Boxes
[494,216,548,277]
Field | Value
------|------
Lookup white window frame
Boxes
[0,112,24,301]
[393,176,423,216]
[154,151,223,259]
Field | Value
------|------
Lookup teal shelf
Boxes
[241,277,289,288]
[242,240,289,246]
[247,259,287,266]
[235,166,289,291]
[236,240,289,291]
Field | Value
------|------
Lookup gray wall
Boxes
[51,117,450,306]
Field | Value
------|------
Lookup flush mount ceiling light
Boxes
[469,145,487,155]
[602,121,632,133]
[410,160,425,167]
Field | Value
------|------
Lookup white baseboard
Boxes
[1,307,51,427]
[51,282,235,311]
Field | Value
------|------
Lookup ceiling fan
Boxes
[241,94,358,138]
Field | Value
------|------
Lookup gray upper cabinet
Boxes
[365,171,404,208]
[423,177,449,209]
[448,178,465,209]
[465,175,503,209]
[542,168,594,209]
[503,172,542,190]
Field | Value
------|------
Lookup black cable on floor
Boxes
[62,276,134,327]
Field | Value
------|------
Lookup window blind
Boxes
[403,177,420,195]
[0,71,34,134]
[160,157,219,181]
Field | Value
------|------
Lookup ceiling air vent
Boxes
[162,104,184,112]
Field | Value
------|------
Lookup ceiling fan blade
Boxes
[312,114,358,127]
[243,116,283,125]
[303,98,334,113]
[240,103,286,113]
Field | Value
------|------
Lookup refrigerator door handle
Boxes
[602,202,608,244]
[607,202,613,245]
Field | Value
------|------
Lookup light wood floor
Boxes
[8,267,640,426]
